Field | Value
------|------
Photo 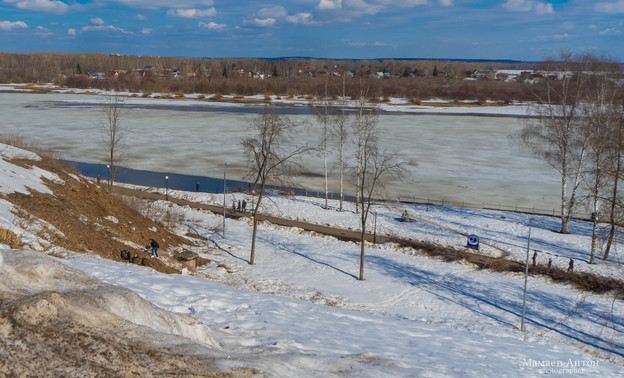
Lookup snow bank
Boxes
[0,250,220,349]
[0,143,63,195]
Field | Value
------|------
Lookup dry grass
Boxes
[5,152,191,274]
[0,228,21,249]
[390,236,624,297]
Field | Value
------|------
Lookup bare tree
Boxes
[99,92,127,191]
[353,78,376,214]
[242,106,311,265]
[579,57,622,263]
[331,94,351,212]
[602,83,624,260]
[310,77,331,209]
[520,51,594,234]
[355,118,410,280]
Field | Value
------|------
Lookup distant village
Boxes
[85,65,554,84]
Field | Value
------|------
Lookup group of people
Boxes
[531,251,574,272]
[232,199,247,213]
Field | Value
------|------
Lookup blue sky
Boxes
[0,0,622,61]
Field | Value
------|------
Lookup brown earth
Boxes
[4,154,193,274]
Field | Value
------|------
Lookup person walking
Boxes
[237,200,241,212]
[242,199,247,214]
[547,258,552,269]
[568,258,574,272]
[149,238,159,257]
[532,251,538,267]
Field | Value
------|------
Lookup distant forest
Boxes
[0,52,545,102]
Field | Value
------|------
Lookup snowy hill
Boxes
[0,141,622,376]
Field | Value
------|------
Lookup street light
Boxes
[521,219,532,332]
[165,175,169,201]
[106,164,110,190]
[223,162,229,238]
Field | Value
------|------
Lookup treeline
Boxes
[0,52,540,101]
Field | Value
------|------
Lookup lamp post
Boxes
[223,162,229,238]
[165,175,169,201]
[106,164,110,190]
[521,219,532,332]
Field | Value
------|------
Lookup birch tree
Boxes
[310,77,331,209]
[580,57,621,263]
[99,92,127,191]
[242,105,311,265]
[355,117,410,280]
[520,52,593,234]
[353,78,376,214]
[331,94,350,212]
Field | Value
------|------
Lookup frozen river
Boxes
[0,91,562,210]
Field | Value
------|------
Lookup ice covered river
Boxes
[0,91,562,210]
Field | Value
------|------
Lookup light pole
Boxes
[165,175,169,201]
[106,164,110,190]
[521,219,532,332]
[223,162,229,238]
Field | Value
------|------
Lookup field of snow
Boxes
[1,104,623,375]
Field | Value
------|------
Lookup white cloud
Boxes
[588,24,597,29]
[90,17,105,25]
[109,0,214,9]
[559,21,574,30]
[67,28,75,35]
[167,8,216,18]
[34,25,52,35]
[285,13,314,25]
[198,21,226,30]
[317,0,342,11]
[599,27,622,35]
[0,20,28,30]
[439,0,453,6]
[595,1,624,13]
[257,6,287,19]
[503,0,553,14]
[82,24,133,34]
[4,0,70,14]
[136,14,147,21]
[250,18,276,27]
[537,33,572,40]
[140,28,152,34]
[535,2,553,14]
[344,38,389,47]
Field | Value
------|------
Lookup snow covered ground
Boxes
[1,111,624,375]
[0,83,537,116]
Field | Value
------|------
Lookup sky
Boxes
[0,1,623,61]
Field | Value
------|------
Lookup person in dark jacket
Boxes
[568,258,574,272]
[149,238,159,257]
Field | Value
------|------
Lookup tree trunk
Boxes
[250,216,258,265]
[339,142,344,212]
[359,207,366,281]
[604,124,622,260]
[560,165,570,234]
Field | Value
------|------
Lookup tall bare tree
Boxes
[353,78,375,214]
[242,106,311,265]
[331,93,351,212]
[310,77,331,209]
[520,51,594,234]
[355,117,410,280]
[579,57,621,263]
[603,101,624,261]
[99,92,127,191]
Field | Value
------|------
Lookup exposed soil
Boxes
[4,155,191,274]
